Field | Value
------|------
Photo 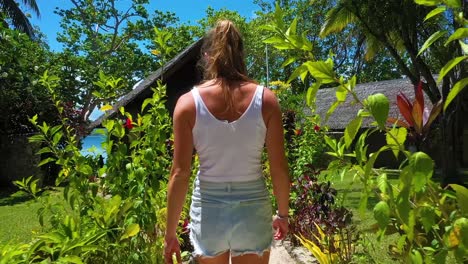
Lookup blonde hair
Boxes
[199,20,255,114]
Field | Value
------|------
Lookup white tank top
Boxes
[191,85,266,182]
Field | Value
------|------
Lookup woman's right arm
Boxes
[263,88,290,239]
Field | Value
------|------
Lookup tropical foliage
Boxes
[0,0,40,37]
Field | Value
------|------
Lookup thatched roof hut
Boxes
[312,78,432,130]
[88,38,203,130]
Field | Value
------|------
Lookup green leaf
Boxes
[281,57,297,68]
[414,0,440,6]
[374,201,390,229]
[419,206,436,233]
[28,134,45,143]
[417,30,447,57]
[326,101,342,122]
[121,223,140,240]
[410,250,423,264]
[409,152,434,192]
[366,93,390,128]
[263,36,285,45]
[460,40,468,55]
[344,116,362,148]
[449,184,468,214]
[36,147,53,155]
[142,98,153,112]
[386,127,407,158]
[445,0,461,8]
[306,82,321,107]
[444,77,468,112]
[444,28,468,46]
[377,173,388,194]
[287,64,308,84]
[304,60,336,84]
[335,84,348,101]
[437,56,467,83]
[424,6,446,21]
[38,157,56,167]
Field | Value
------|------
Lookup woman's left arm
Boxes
[164,93,195,263]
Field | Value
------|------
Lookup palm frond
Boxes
[0,0,36,37]
[20,0,40,17]
[320,2,357,38]
[364,33,384,61]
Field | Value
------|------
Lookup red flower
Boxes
[294,129,302,136]
[123,118,133,129]
[314,125,320,132]
[182,218,190,233]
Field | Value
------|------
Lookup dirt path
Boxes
[269,240,296,263]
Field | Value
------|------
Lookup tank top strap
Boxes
[252,85,264,114]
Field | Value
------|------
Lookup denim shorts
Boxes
[189,177,273,258]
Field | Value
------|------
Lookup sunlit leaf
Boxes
[437,56,467,83]
[417,30,447,57]
[444,28,468,46]
[444,78,468,112]
[424,6,446,21]
[366,93,389,128]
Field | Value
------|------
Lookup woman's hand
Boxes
[164,235,181,264]
[272,215,289,240]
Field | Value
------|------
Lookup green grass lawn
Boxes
[329,171,459,264]
[0,188,61,244]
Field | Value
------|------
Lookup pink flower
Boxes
[123,118,133,129]
[314,125,320,132]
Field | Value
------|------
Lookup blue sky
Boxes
[30,0,260,51]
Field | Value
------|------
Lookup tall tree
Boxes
[0,0,40,37]
[320,0,467,183]
[52,0,157,122]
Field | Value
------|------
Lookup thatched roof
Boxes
[311,78,434,130]
[88,38,203,130]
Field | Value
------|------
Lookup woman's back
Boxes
[192,81,266,182]
[195,81,259,123]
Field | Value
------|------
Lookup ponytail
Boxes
[199,20,254,114]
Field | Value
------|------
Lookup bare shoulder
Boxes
[262,87,280,112]
[262,87,281,125]
[174,91,195,124]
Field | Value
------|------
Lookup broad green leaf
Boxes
[326,101,342,122]
[304,60,336,84]
[386,127,407,158]
[444,28,468,46]
[344,116,362,148]
[366,93,390,128]
[373,201,390,229]
[263,36,285,45]
[306,82,321,107]
[335,84,348,101]
[445,0,461,8]
[281,57,297,68]
[460,40,468,55]
[414,0,440,6]
[410,250,423,264]
[324,135,337,151]
[444,77,468,112]
[419,206,436,233]
[417,30,447,56]
[100,104,113,111]
[449,184,468,214]
[437,56,467,83]
[424,6,446,21]
[121,223,140,240]
[38,157,56,167]
[287,64,308,84]
[409,152,434,192]
[77,165,93,175]
[36,147,52,155]
[377,173,388,194]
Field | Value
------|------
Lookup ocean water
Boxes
[80,129,107,160]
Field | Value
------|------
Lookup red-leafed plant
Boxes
[388,81,442,148]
